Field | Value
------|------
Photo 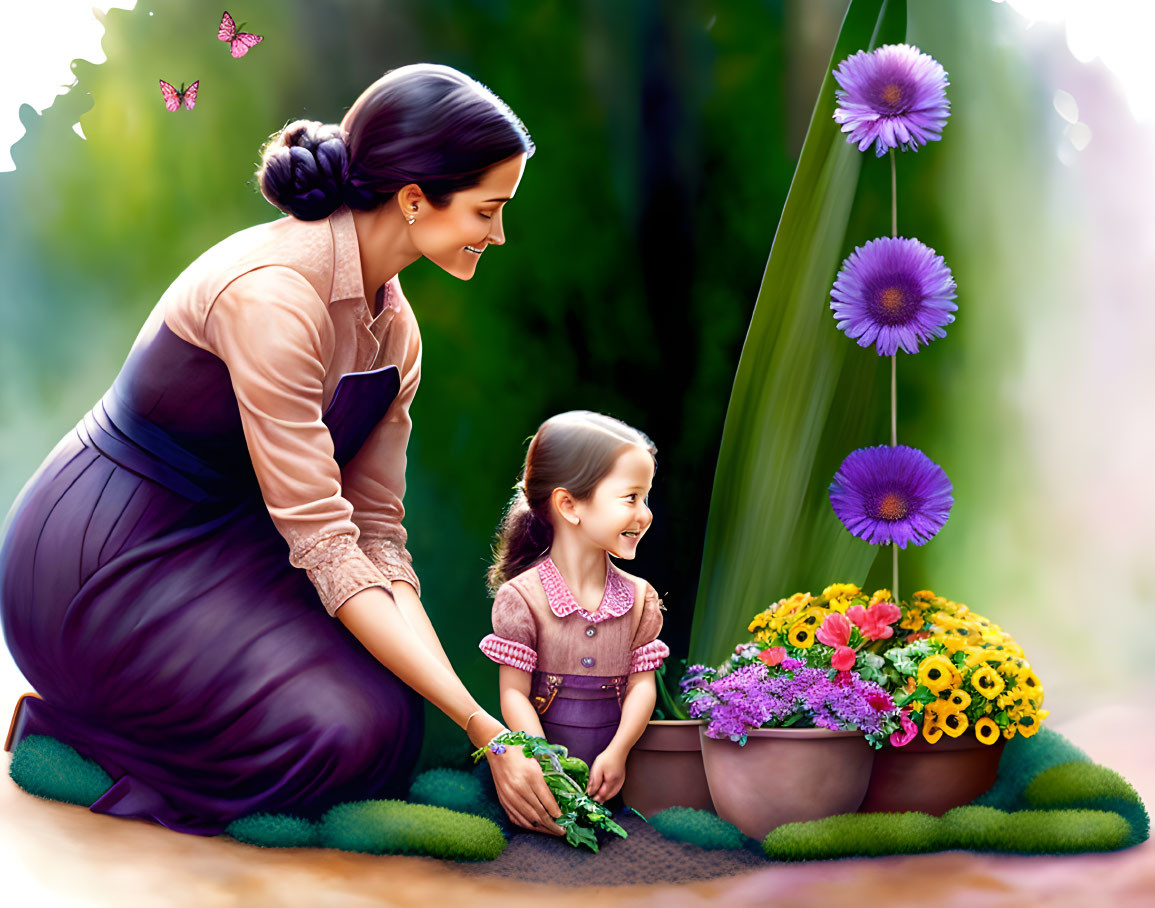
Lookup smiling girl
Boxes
[480,412,670,805]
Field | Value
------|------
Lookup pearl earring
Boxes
[407,217,415,225]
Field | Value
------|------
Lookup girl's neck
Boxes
[547,534,608,605]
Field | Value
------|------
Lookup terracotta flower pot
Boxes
[698,726,874,840]
[621,720,714,818]
[858,733,1007,815]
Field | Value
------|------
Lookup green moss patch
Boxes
[318,799,506,861]
[648,807,748,851]
[408,767,507,830]
[764,811,942,860]
[1025,761,1150,849]
[225,813,320,848]
[9,735,113,806]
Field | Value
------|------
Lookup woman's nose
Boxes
[487,210,506,246]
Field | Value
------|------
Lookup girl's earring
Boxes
[407,217,415,225]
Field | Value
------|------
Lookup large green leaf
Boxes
[688,0,907,667]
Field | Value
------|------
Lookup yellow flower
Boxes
[1002,724,1017,740]
[922,721,944,744]
[913,590,937,602]
[932,611,967,631]
[827,597,854,614]
[995,692,1016,711]
[972,666,1005,700]
[1018,669,1043,698]
[940,632,979,655]
[923,700,951,728]
[974,717,1000,745]
[940,710,969,738]
[899,609,926,632]
[946,689,972,711]
[869,588,893,604]
[787,621,817,649]
[917,655,960,695]
[747,611,772,633]
[822,582,860,600]
[1017,714,1041,738]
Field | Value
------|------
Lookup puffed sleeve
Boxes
[479,584,538,672]
[629,583,670,673]
[204,266,389,617]
[341,304,422,596]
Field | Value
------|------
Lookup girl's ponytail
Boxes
[486,485,553,595]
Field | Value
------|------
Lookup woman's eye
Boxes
[479,212,493,220]
[626,494,637,501]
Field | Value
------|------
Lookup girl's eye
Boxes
[626,494,637,501]
[479,212,493,220]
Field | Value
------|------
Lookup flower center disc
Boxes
[880,82,903,107]
[876,492,908,521]
[880,286,905,310]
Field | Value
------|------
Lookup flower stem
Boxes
[890,148,898,603]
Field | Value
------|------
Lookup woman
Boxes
[0,63,562,836]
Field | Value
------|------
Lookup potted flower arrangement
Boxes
[856,587,1049,814]
[679,583,905,839]
[620,660,715,818]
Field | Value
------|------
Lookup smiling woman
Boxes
[0,62,565,839]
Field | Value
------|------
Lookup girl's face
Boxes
[410,153,527,280]
[572,445,655,560]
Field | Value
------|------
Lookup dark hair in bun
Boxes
[257,63,534,221]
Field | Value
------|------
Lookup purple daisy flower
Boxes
[830,236,957,356]
[833,44,950,157]
[829,445,953,548]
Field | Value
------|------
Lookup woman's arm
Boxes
[389,579,453,672]
[338,586,562,833]
[498,665,546,738]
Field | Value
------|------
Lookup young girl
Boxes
[480,411,669,804]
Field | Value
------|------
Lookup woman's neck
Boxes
[350,205,422,303]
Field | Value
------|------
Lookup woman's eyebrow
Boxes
[483,196,512,202]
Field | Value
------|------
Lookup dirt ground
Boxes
[2,705,1153,907]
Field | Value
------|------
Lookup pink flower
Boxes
[889,708,919,747]
[831,645,857,671]
[866,689,894,711]
[846,601,902,640]
[759,646,787,667]
[816,612,852,647]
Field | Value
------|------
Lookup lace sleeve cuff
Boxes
[359,535,421,598]
[629,638,670,673]
[291,532,389,617]
[479,634,538,673]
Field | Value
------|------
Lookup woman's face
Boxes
[410,153,527,280]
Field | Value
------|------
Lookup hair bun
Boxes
[257,120,348,221]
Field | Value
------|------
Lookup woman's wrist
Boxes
[467,711,506,749]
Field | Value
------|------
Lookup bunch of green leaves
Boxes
[470,730,627,851]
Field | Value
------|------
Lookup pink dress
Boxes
[479,553,669,764]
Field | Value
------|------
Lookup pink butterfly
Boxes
[218,11,263,58]
[159,79,199,112]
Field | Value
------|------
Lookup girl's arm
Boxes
[587,670,656,802]
[498,665,547,738]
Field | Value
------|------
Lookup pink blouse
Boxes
[480,554,670,676]
[150,206,420,616]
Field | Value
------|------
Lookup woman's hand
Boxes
[486,743,565,835]
[587,743,627,803]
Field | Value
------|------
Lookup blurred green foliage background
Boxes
[1,0,1149,763]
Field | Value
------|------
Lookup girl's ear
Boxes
[551,487,581,526]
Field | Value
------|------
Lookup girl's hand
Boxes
[486,743,565,835]
[587,744,627,803]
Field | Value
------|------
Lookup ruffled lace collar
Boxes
[537,553,634,624]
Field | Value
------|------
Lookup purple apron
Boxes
[532,671,626,767]
[0,320,423,835]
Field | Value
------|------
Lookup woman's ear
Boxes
[551,488,581,526]
[397,183,426,219]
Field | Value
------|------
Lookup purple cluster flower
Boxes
[688,660,899,742]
